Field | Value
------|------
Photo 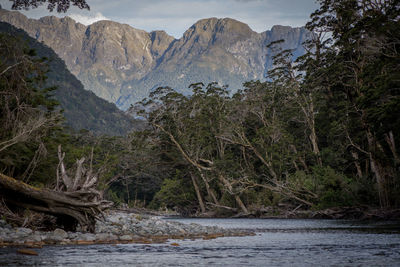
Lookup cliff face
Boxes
[0,9,311,110]
[77,21,174,102]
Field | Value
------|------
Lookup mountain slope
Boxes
[0,22,138,135]
[0,9,312,110]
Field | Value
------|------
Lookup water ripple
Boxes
[1,219,399,266]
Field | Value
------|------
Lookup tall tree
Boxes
[0,33,62,180]
[306,0,400,207]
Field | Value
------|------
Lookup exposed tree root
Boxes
[0,147,113,232]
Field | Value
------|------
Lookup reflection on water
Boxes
[1,219,399,266]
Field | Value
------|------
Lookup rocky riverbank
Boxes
[0,211,252,248]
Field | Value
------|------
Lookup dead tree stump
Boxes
[0,145,113,232]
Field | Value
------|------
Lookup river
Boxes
[1,218,399,266]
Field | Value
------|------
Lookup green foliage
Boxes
[304,0,400,207]
[106,189,123,206]
[149,176,197,212]
[287,167,354,209]
[311,166,353,208]
[0,29,63,184]
[287,171,314,193]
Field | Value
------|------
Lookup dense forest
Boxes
[0,0,399,223]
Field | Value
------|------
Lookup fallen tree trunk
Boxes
[0,173,112,232]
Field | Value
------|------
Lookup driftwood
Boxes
[0,145,113,232]
[206,202,239,212]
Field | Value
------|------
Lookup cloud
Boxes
[69,12,109,25]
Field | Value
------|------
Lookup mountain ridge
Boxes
[0,9,311,110]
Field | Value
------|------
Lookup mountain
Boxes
[0,21,140,135]
[0,9,311,110]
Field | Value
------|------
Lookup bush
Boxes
[106,189,122,207]
[286,167,355,209]
[312,166,354,208]
[149,178,197,213]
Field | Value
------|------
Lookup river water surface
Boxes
[1,218,399,266]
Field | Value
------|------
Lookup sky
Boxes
[0,0,319,38]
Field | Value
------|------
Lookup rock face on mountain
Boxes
[0,9,311,110]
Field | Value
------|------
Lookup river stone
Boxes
[30,233,42,242]
[138,230,148,236]
[119,234,133,241]
[43,234,61,242]
[121,224,129,232]
[53,228,68,239]
[16,227,33,236]
[107,234,118,241]
[81,233,96,242]
[110,227,122,235]
[155,220,164,226]
[1,227,11,235]
[154,231,164,236]
[68,232,78,239]
[108,215,121,224]
[95,233,111,241]
[97,233,118,241]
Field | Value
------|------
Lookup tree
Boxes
[220,80,317,207]
[267,40,322,167]
[306,0,400,207]
[0,32,62,181]
[140,83,252,214]
[142,85,219,213]
[9,0,89,12]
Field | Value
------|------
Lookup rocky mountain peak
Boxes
[192,17,253,33]
[183,17,254,44]
[270,24,297,33]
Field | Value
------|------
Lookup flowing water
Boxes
[1,218,399,266]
